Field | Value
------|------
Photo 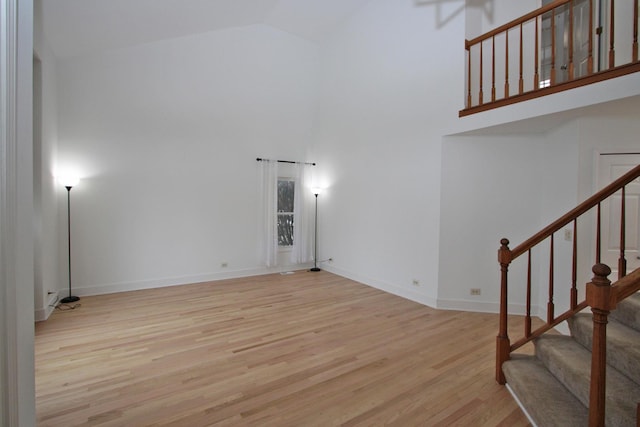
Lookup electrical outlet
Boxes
[46,291,59,306]
[221,262,228,268]
[412,279,420,287]
[564,228,573,241]
[470,288,481,296]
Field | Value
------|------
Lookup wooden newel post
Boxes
[586,263,614,427]
[496,238,512,384]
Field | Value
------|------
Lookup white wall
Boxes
[575,96,640,287]
[439,133,548,313]
[438,126,580,315]
[50,0,640,314]
[308,0,640,314]
[439,94,640,320]
[56,25,320,295]
[313,0,465,306]
[34,0,60,321]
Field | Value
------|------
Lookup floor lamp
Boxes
[60,176,80,303]
[310,188,322,272]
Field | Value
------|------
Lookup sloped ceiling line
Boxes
[41,0,372,59]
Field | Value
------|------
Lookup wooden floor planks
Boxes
[35,271,531,426]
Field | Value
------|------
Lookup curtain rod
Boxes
[256,157,316,166]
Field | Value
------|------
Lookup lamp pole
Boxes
[310,190,321,272]
[60,181,80,303]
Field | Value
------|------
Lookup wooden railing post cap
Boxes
[498,238,512,264]
[592,263,612,286]
[587,263,615,312]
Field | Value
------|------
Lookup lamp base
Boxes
[310,267,321,272]
[60,295,80,304]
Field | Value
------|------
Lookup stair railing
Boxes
[462,0,640,116]
[496,163,640,382]
[497,163,640,426]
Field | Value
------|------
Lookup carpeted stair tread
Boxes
[535,335,640,427]
[502,355,588,427]
[569,313,640,387]
[611,292,640,333]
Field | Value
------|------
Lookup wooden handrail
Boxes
[466,0,572,48]
[613,267,640,302]
[511,164,640,260]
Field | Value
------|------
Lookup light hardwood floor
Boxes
[35,271,531,426]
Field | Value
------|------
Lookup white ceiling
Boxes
[41,0,372,59]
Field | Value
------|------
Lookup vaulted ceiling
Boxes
[41,0,372,58]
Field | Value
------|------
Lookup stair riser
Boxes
[569,314,640,388]
[535,335,640,427]
[504,294,640,426]
[610,293,640,332]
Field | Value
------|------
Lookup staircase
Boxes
[495,164,640,426]
[503,291,640,426]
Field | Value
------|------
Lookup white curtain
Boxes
[259,160,278,267]
[290,163,312,264]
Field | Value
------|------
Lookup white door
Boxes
[573,0,591,78]
[540,0,591,84]
[597,154,640,276]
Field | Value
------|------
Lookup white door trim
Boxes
[1,0,35,425]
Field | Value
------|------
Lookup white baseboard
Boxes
[67,263,314,297]
[436,297,536,315]
[322,264,544,316]
[59,263,566,332]
[506,383,538,427]
[35,292,59,322]
[321,264,439,308]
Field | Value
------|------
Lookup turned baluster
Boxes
[523,22,528,93]
[609,0,616,68]
[466,43,472,108]
[569,0,575,80]
[634,0,639,62]
[525,249,532,337]
[548,234,555,324]
[551,9,557,85]
[571,219,578,309]
[496,238,512,384]
[505,30,510,98]
[479,42,484,105]
[491,36,496,102]
[619,186,627,279]
[588,0,594,74]
[596,203,602,264]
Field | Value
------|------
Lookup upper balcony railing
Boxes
[461,0,640,116]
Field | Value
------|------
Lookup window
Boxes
[277,179,295,247]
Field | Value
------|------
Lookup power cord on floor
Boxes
[55,302,81,311]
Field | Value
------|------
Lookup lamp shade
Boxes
[58,175,80,188]
[311,187,322,196]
